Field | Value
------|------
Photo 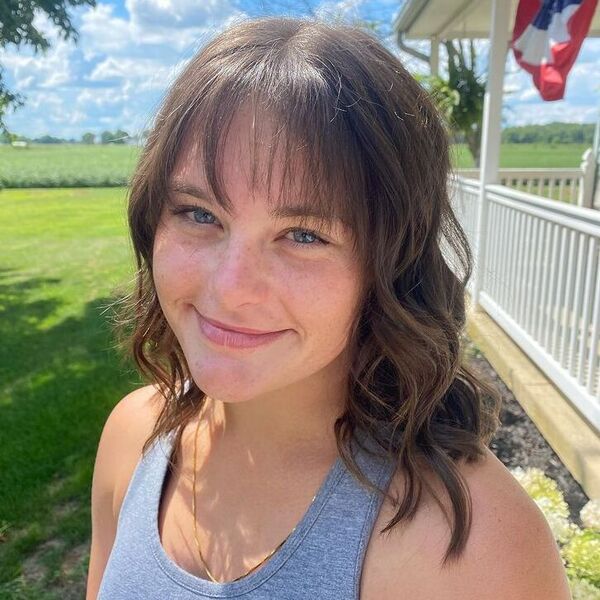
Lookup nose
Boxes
[209,236,269,307]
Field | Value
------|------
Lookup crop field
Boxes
[450,142,590,169]
[0,142,591,188]
[0,144,140,188]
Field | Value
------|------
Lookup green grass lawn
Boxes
[0,187,140,598]
[0,143,591,188]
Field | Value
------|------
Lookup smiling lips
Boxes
[195,310,290,349]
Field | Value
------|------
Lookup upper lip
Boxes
[199,312,286,335]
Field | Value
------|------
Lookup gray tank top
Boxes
[97,427,397,599]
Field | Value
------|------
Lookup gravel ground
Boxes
[464,335,590,527]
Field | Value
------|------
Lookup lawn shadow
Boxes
[0,268,63,388]
[0,269,142,590]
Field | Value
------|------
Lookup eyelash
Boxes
[169,204,329,249]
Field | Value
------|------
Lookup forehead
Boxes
[171,108,284,202]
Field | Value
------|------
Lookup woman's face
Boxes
[152,109,364,404]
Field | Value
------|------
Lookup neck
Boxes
[198,360,348,468]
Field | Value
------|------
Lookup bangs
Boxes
[168,57,369,249]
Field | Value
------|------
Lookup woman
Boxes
[87,15,572,600]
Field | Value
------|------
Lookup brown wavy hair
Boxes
[116,15,502,567]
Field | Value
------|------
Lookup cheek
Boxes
[152,227,207,301]
[283,260,362,340]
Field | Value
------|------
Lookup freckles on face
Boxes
[152,217,203,304]
[286,255,360,342]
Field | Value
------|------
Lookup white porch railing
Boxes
[457,148,597,208]
[450,175,600,434]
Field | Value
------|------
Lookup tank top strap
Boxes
[278,427,397,599]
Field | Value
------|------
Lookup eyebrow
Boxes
[167,181,337,222]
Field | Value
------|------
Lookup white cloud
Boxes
[126,0,239,29]
[78,0,245,56]
[76,87,130,108]
[85,56,185,93]
[314,0,364,21]
[516,87,540,101]
[79,4,132,57]
[16,75,35,89]
[67,109,88,125]
[87,57,157,82]
[0,36,74,90]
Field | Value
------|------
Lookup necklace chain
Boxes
[191,416,293,584]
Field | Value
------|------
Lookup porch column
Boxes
[471,0,511,311]
[430,36,440,75]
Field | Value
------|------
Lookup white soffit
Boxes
[394,0,600,39]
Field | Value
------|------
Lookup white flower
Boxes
[580,500,600,531]
[568,576,600,599]
[535,497,580,544]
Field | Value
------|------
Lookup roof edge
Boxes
[393,0,431,34]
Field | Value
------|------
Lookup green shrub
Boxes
[510,466,600,596]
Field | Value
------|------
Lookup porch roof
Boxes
[394,0,600,39]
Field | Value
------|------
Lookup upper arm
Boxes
[86,384,164,600]
[366,448,572,600]
[493,506,572,599]
[456,462,572,599]
[438,449,572,600]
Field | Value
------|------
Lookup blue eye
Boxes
[288,229,329,248]
[192,208,217,224]
[290,229,320,246]
[170,204,219,226]
[168,203,218,226]
[291,230,316,244]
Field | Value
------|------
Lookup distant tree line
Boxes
[0,129,151,144]
[1,123,594,146]
[501,122,595,144]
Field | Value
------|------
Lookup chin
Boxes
[186,366,261,404]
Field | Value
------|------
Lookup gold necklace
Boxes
[192,416,294,584]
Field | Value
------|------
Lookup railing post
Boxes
[471,0,511,313]
[592,106,600,210]
[578,147,596,209]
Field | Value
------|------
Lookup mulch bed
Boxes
[464,335,590,528]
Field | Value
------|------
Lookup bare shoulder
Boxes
[360,447,572,600]
[87,384,167,599]
[106,383,166,438]
[99,383,167,519]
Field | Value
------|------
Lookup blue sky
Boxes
[1,0,599,139]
